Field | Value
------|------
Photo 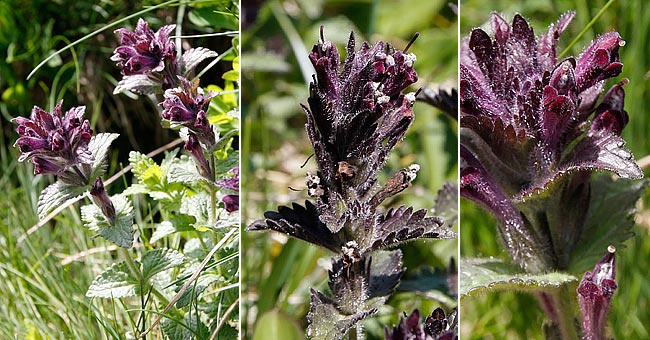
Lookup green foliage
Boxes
[1,1,240,339]
[81,194,135,248]
[37,180,88,219]
[570,175,646,272]
[459,258,578,298]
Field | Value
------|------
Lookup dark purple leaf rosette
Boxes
[161,77,217,148]
[14,100,93,185]
[460,12,642,272]
[577,246,617,340]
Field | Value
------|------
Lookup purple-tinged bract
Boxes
[14,100,93,179]
[460,12,642,272]
[90,177,116,225]
[184,133,213,180]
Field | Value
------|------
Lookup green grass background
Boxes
[241,0,458,339]
[460,0,650,338]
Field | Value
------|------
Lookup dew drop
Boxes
[619,40,626,47]
[607,244,616,253]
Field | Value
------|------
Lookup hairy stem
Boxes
[538,287,579,340]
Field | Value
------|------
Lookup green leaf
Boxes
[181,193,211,230]
[150,216,195,244]
[127,151,186,210]
[459,257,578,299]
[398,266,450,295]
[188,7,237,30]
[88,133,119,180]
[141,248,187,281]
[81,194,134,248]
[253,310,304,340]
[161,311,210,340]
[129,151,156,180]
[37,180,87,219]
[222,69,239,81]
[214,151,239,177]
[175,263,221,308]
[569,175,647,272]
[142,164,164,187]
[114,74,162,95]
[180,47,218,76]
[86,262,138,298]
[168,155,206,185]
[432,182,458,229]
[307,289,375,340]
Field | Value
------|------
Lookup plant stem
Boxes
[538,287,579,340]
[208,152,217,226]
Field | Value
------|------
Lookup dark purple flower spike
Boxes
[460,12,642,272]
[112,18,178,89]
[577,246,617,340]
[162,77,216,148]
[303,28,420,217]
[14,100,93,185]
[250,30,454,253]
[112,18,217,95]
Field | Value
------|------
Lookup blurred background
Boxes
[241,0,458,338]
[0,0,238,338]
[460,0,650,338]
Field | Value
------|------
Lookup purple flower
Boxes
[460,13,642,272]
[161,77,216,147]
[577,246,617,340]
[90,177,116,225]
[304,28,419,217]
[184,133,212,180]
[217,167,239,212]
[249,29,453,254]
[111,18,177,80]
[111,19,218,95]
[14,100,93,182]
[222,194,239,212]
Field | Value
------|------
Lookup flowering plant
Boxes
[248,28,457,340]
[14,9,240,339]
[459,12,645,339]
